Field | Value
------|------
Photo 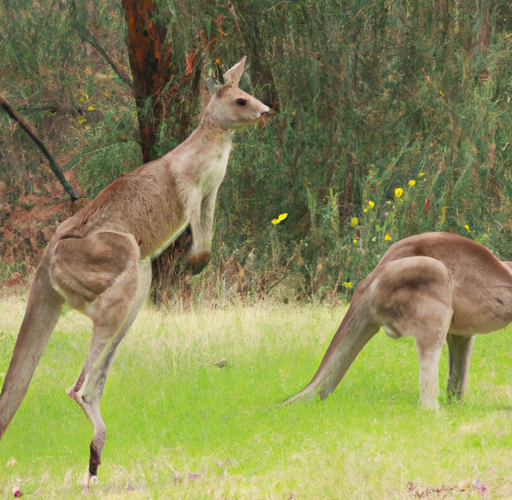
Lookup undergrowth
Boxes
[1,1,512,303]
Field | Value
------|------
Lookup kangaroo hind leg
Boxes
[52,232,152,490]
[446,333,474,401]
[374,256,453,410]
[71,262,151,491]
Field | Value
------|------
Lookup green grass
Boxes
[1,297,512,499]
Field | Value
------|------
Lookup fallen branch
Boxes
[0,94,78,201]
[18,103,60,114]
[266,253,297,292]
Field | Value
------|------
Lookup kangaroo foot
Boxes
[81,469,99,492]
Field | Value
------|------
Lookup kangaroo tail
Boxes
[282,283,380,406]
[0,261,64,439]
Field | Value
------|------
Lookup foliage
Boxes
[0,0,140,197]
[187,0,512,300]
[1,1,512,302]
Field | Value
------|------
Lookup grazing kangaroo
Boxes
[285,232,512,410]
[0,56,269,490]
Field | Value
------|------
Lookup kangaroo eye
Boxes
[235,98,247,106]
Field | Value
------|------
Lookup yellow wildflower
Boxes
[384,233,392,241]
[368,200,375,209]
[351,217,358,227]
[87,105,95,111]
[271,213,288,225]
[464,224,471,232]
[363,208,368,213]
[408,179,416,187]
[342,281,353,288]
[418,172,425,177]
[395,187,404,198]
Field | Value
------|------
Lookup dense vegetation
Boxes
[1,0,512,303]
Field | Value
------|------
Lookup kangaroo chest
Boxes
[195,139,232,194]
[145,139,232,260]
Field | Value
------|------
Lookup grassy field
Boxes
[1,295,512,499]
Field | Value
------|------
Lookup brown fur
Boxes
[76,167,186,259]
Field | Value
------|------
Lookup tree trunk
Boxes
[122,0,171,163]
[475,0,492,84]
[121,0,203,302]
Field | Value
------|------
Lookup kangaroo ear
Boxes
[207,77,222,96]
[223,56,247,86]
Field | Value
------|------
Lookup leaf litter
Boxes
[407,478,488,498]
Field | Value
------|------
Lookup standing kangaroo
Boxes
[0,56,269,490]
[284,232,512,410]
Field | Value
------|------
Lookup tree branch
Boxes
[74,26,134,93]
[0,94,78,201]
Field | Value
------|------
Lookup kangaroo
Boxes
[284,232,512,410]
[0,56,269,491]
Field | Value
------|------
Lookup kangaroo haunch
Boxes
[285,232,512,410]
[0,56,270,491]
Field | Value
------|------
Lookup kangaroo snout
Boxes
[258,105,275,126]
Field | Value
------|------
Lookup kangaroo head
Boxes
[204,56,270,130]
